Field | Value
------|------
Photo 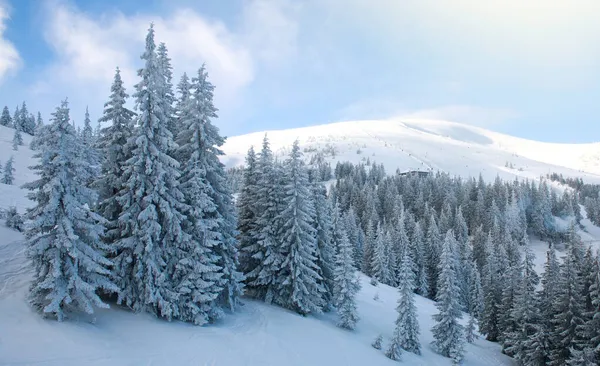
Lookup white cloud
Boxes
[0,2,20,82]
[34,0,301,129]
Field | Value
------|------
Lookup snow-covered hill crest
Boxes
[223,118,600,183]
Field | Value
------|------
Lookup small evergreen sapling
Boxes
[2,156,15,185]
[372,334,383,350]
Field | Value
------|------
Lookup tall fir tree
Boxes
[94,67,136,247]
[276,140,325,314]
[113,24,188,319]
[243,135,285,302]
[333,229,360,329]
[549,225,587,365]
[313,182,336,310]
[23,99,117,321]
[431,230,465,364]
[82,106,94,146]
[506,245,541,361]
[387,248,421,358]
[237,146,259,275]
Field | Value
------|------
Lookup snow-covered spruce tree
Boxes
[361,220,376,276]
[505,245,540,361]
[243,135,285,302]
[387,248,421,358]
[480,232,504,342]
[35,112,43,133]
[521,245,560,366]
[12,105,20,130]
[157,42,176,138]
[113,25,188,319]
[333,229,360,329]
[23,99,117,321]
[313,182,336,310]
[431,230,465,364]
[412,221,429,296]
[82,106,94,146]
[582,249,600,361]
[466,260,483,344]
[180,65,243,310]
[237,146,259,275]
[0,106,12,127]
[549,224,587,366]
[173,64,242,324]
[173,72,191,147]
[12,123,22,150]
[2,155,15,185]
[371,223,391,285]
[94,67,136,247]
[276,140,326,314]
[425,213,442,300]
[20,101,36,135]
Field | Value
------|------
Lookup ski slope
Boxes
[222,118,600,184]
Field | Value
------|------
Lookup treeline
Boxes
[322,161,599,364]
[547,172,600,227]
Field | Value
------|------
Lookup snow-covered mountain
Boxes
[223,118,600,183]
[3,119,600,365]
[0,122,520,365]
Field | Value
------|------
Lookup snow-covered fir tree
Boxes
[387,248,421,358]
[312,182,336,310]
[23,99,117,321]
[82,107,94,146]
[94,67,136,247]
[276,140,326,314]
[0,106,12,127]
[174,64,245,323]
[333,229,360,329]
[112,24,189,320]
[237,146,259,275]
[431,230,465,364]
[2,155,15,185]
[12,123,22,150]
[549,224,587,365]
[242,135,285,302]
[371,223,391,285]
[182,65,243,310]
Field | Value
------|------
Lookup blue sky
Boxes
[0,0,600,142]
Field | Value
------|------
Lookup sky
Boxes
[0,0,600,143]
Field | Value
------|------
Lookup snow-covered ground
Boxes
[223,118,600,184]
[3,119,600,365]
[0,226,512,365]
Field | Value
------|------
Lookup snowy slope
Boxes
[222,118,600,183]
[0,122,518,365]
[0,230,513,366]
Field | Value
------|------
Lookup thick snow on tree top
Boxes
[222,118,600,183]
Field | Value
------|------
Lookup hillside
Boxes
[2,120,600,365]
[0,121,518,366]
[222,118,600,183]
